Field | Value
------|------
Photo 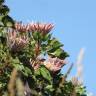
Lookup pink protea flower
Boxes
[15,22,54,35]
[15,22,29,32]
[44,57,67,72]
[7,29,28,52]
[28,23,54,35]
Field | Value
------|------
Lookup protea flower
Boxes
[7,29,28,52]
[28,23,54,35]
[15,22,54,35]
[44,57,67,72]
[15,22,29,32]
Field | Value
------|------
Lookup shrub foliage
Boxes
[0,0,87,96]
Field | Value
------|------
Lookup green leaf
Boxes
[25,67,32,74]
[0,0,4,5]
[0,5,9,15]
[40,65,52,83]
[0,15,4,21]
[13,63,24,71]
[51,48,62,56]
[48,48,69,59]
[59,51,69,59]
[12,57,20,64]
[75,85,87,95]
[41,33,52,42]
[11,57,24,71]
[22,67,33,76]
[48,38,63,50]
[32,31,41,40]
[45,85,54,92]
[34,68,41,76]
[2,15,14,27]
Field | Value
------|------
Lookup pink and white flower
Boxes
[44,57,67,72]
[7,29,28,52]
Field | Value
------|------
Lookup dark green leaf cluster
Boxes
[47,38,69,59]
[0,0,14,28]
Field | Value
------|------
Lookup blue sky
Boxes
[6,0,96,94]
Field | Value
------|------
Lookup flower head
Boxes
[7,29,28,52]
[15,22,54,35]
[44,57,67,72]
[15,22,29,32]
[28,23,54,35]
